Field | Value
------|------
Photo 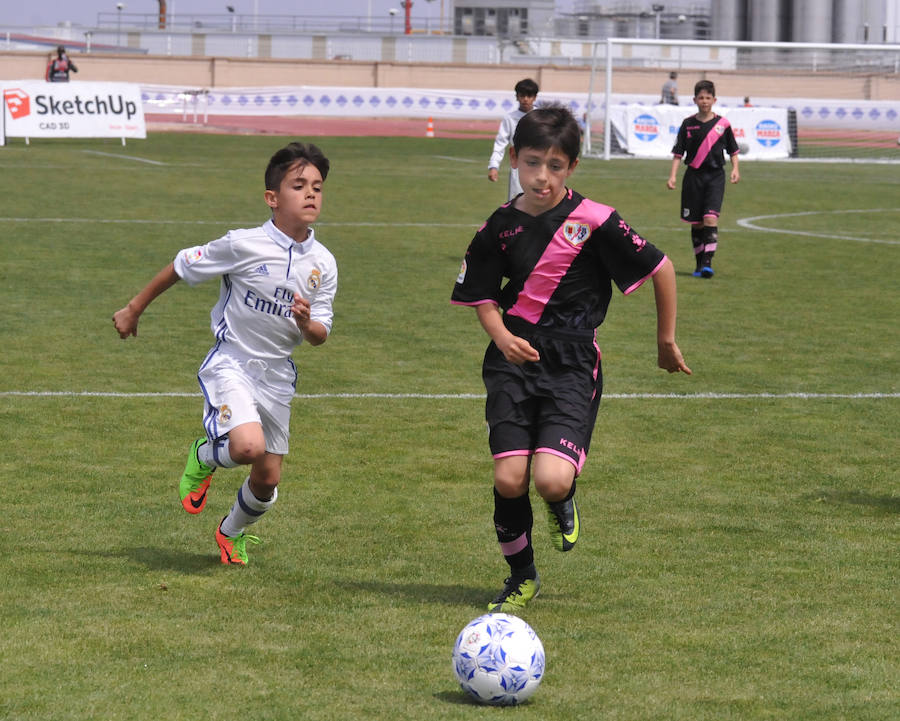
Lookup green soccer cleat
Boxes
[215,519,260,566]
[487,573,541,613]
[546,495,580,552]
[179,438,215,515]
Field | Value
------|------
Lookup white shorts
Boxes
[197,347,297,455]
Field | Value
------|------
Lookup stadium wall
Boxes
[1,51,898,102]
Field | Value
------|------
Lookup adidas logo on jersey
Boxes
[254,264,270,276]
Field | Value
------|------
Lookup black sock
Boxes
[691,226,704,270]
[701,225,718,266]
[493,488,535,575]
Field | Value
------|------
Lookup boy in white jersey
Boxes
[487,78,539,201]
[113,142,338,565]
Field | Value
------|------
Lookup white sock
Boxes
[220,477,278,537]
[198,437,240,469]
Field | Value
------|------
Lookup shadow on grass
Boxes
[433,690,538,707]
[432,690,482,706]
[338,580,487,608]
[806,489,900,513]
[124,546,221,573]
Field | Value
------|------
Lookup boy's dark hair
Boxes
[694,79,716,96]
[265,142,330,190]
[514,78,539,97]
[512,104,580,164]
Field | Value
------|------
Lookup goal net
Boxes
[581,38,900,163]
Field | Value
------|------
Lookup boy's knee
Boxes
[494,470,529,498]
[229,439,267,464]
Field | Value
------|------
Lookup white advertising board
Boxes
[2,81,146,140]
[610,105,792,159]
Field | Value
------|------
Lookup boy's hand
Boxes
[666,177,677,190]
[730,169,740,184]
[487,168,499,182]
[291,294,312,329]
[497,334,540,365]
[112,305,140,339]
[658,340,692,375]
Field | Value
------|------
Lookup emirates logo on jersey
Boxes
[562,222,591,246]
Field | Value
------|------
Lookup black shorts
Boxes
[681,167,725,224]
[483,316,603,475]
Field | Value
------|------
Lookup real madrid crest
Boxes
[308,268,321,290]
[562,222,591,246]
[219,404,232,422]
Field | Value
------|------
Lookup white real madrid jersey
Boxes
[173,219,337,362]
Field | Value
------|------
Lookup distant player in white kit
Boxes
[487,78,539,201]
[112,141,338,565]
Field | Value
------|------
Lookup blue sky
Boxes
[3,1,575,28]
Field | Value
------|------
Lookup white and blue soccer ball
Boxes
[451,613,545,705]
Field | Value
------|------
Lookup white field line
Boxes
[737,209,900,245]
[432,155,478,163]
[0,217,478,227]
[81,150,168,166]
[1,391,896,400]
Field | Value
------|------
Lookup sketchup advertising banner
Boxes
[2,81,146,139]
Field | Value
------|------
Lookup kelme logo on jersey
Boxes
[3,89,30,119]
[633,113,660,142]
[755,119,783,147]
[307,268,321,290]
[562,222,591,246]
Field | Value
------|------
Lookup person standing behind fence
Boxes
[487,78,539,201]
[660,72,678,105]
[46,46,78,82]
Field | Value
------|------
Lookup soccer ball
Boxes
[451,613,545,705]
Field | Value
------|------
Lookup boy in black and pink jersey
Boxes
[452,105,691,613]
[667,79,741,278]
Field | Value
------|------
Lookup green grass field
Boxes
[1,134,897,721]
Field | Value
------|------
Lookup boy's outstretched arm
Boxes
[112,262,180,339]
[651,258,692,375]
[475,302,540,366]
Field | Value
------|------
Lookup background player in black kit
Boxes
[667,80,740,278]
[452,106,692,613]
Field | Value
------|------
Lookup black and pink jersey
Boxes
[671,114,739,170]
[451,188,667,331]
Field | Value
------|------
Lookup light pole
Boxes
[652,4,664,39]
[388,8,398,33]
[227,5,235,32]
[116,3,126,46]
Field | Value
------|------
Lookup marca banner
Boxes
[611,105,791,159]
[2,81,146,140]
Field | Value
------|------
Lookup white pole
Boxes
[604,37,613,160]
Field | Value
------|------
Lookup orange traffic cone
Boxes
[426,117,435,138]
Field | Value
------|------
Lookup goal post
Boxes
[582,37,900,163]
